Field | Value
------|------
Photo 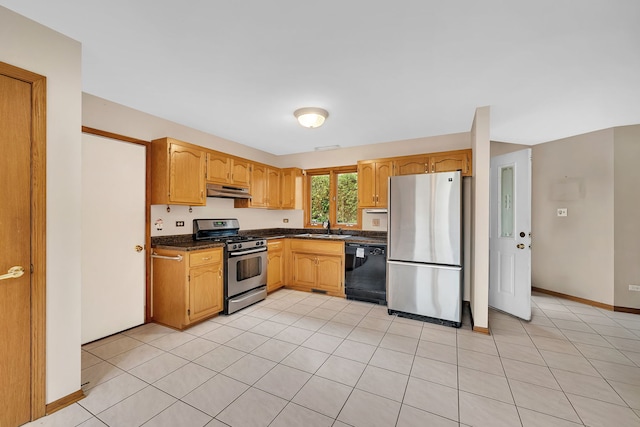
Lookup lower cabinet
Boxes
[152,247,224,329]
[286,239,345,297]
[267,239,284,293]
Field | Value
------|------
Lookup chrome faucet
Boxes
[323,220,331,234]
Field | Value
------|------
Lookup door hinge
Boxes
[187,309,190,316]
[188,275,190,282]
[30,264,34,273]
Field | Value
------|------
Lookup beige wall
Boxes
[83,93,280,167]
[85,94,472,232]
[470,106,491,329]
[1,7,82,403]
[491,141,530,157]
[614,125,640,308]
[531,129,615,304]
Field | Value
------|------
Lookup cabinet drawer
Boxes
[267,239,283,251]
[189,249,222,267]
[290,239,344,255]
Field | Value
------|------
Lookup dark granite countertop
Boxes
[151,228,386,250]
[151,235,225,251]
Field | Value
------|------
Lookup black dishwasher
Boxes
[345,243,387,305]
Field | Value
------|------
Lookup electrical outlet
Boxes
[629,285,640,291]
[557,208,568,217]
[372,218,381,227]
[175,221,185,227]
[283,218,289,223]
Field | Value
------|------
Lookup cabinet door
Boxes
[291,252,317,288]
[250,164,268,207]
[231,158,251,187]
[267,241,284,292]
[188,263,223,322]
[375,161,392,208]
[169,143,206,205]
[357,161,377,208]
[394,156,429,176]
[316,255,343,294]
[206,152,231,184]
[430,151,471,175]
[280,168,303,210]
[267,168,281,208]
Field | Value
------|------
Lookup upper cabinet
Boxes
[358,160,392,208]
[234,163,281,209]
[206,151,251,188]
[151,137,206,206]
[280,168,303,210]
[430,150,472,176]
[393,150,472,177]
[394,155,429,176]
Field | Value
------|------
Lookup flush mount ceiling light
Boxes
[294,107,328,128]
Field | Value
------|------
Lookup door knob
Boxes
[135,245,144,252]
[516,243,525,249]
[0,266,25,281]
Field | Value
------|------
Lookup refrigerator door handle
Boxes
[387,260,462,271]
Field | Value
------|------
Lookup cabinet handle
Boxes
[425,163,428,173]
[372,195,375,203]
[202,257,212,261]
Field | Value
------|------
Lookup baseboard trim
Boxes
[613,306,640,315]
[45,389,84,415]
[532,287,615,311]
[467,301,491,335]
[472,326,490,335]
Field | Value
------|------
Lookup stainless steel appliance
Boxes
[206,183,251,199]
[387,171,463,327]
[193,219,267,314]
[345,243,387,305]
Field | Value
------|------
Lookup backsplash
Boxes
[150,197,304,237]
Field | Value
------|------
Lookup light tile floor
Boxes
[26,290,640,426]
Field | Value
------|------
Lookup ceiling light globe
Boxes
[294,107,328,128]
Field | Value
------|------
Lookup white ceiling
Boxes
[2,1,639,155]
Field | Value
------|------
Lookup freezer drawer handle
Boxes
[151,252,183,262]
[387,261,462,271]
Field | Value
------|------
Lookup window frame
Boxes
[303,165,361,229]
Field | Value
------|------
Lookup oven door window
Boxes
[236,256,262,281]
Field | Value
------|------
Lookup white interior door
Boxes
[489,148,532,320]
[81,133,146,343]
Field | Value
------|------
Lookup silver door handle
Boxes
[151,253,183,261]
[0,266,25,281]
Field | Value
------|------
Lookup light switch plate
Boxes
[557,208,568,217]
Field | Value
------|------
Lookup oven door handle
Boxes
[229,247,267,256]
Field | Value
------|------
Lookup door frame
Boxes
[81,127,152,323]
[0,62,47,419]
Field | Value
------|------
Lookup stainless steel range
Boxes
[193,219,267,314]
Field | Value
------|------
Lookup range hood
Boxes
[206,183,251,199]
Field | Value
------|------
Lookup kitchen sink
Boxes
[294,233,351,239]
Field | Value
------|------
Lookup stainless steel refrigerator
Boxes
[386,171,463,327]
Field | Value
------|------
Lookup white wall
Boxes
[531,129,615,304]
[1,7,82,403]
[470,106,491,330]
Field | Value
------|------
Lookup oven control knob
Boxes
[232,244,237,250]
[238,244,242,249]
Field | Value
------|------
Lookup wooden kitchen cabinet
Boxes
[152,247,223,329]
[429,149,472,176]
[358,159,392,208]
[206,151,251,187]
[287,239,344,297]
[151,137,206,206]
[235,163,281,209]
[280,168,303,209]
[394,155,430,175]
[267,239,284,293]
